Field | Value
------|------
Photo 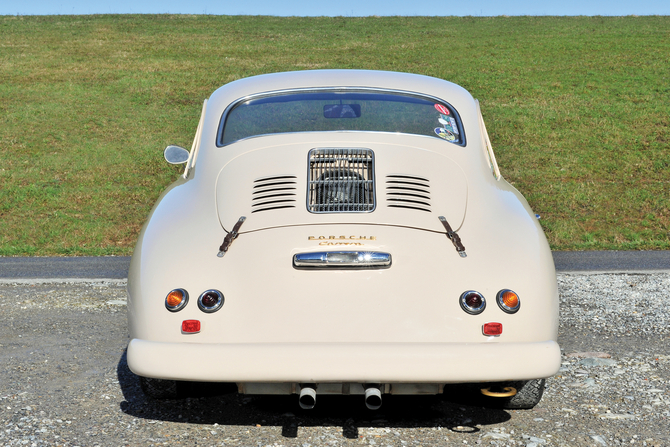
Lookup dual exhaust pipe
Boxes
[363,385,382,410]
[298,385,317,409]
[299,384,382,410]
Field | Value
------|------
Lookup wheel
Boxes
[496,379,546,409]
[139,376,179,399]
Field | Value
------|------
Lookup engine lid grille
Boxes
[307,148,375,213]
[252,175,297,213]
[386,175,431,212]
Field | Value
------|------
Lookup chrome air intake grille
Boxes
[386,175,431,212]
[308,148,375,213]
[251,175,297,213]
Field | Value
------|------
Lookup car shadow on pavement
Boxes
[116,350,511,438]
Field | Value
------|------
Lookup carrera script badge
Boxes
[308,235,376,246]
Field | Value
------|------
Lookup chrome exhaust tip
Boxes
[364,385,382,410]
[299,385,317,409]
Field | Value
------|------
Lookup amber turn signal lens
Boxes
[165,288,189,312]
[496,289,520,313]
[502,291,518,308]
[167,291,184,307]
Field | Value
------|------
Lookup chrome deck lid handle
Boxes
[293,251,391,269]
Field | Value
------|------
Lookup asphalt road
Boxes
[0,251,669,279]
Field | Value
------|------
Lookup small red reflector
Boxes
[182,320,201,333]
[483,322,503,336]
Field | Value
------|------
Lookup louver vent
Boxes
[386,175,431,212]
[251,175,297,213]
[308,148,375,213]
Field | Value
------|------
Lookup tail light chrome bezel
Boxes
[198,289,225,313]
[497,289,521,314]
[165,288,189,312]
[459,290,486,315]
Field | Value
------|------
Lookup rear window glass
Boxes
[219,90,462,145]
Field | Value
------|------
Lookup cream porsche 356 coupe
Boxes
[127,70,560,410]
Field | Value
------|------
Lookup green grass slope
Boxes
[0,15,668,255]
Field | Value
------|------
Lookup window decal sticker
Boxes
[450,117,459,134]
[434,104,450,115]
[438,114,458,136]
[435,127,456,141]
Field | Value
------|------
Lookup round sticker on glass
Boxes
[434,104,450,115]
[435,127,456,141]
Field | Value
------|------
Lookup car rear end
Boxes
[127,72,560,408]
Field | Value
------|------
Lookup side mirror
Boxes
[164,145,190,165]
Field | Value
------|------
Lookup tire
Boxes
[139,376,179,399]
[497,379,546,409]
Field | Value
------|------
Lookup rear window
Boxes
[219,90,463,146]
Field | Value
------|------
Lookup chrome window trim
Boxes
[216,87,467,148]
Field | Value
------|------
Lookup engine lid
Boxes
[216,138,468,235]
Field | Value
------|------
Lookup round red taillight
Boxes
[165,289,189,312]
[497,289,521,313]
[460,290,486,315]
[198,290,224,313]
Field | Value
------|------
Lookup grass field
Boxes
[0,15,668,255]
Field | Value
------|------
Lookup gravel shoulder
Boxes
[1,274,669,447]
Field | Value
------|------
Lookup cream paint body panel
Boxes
[127,69,559,387]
